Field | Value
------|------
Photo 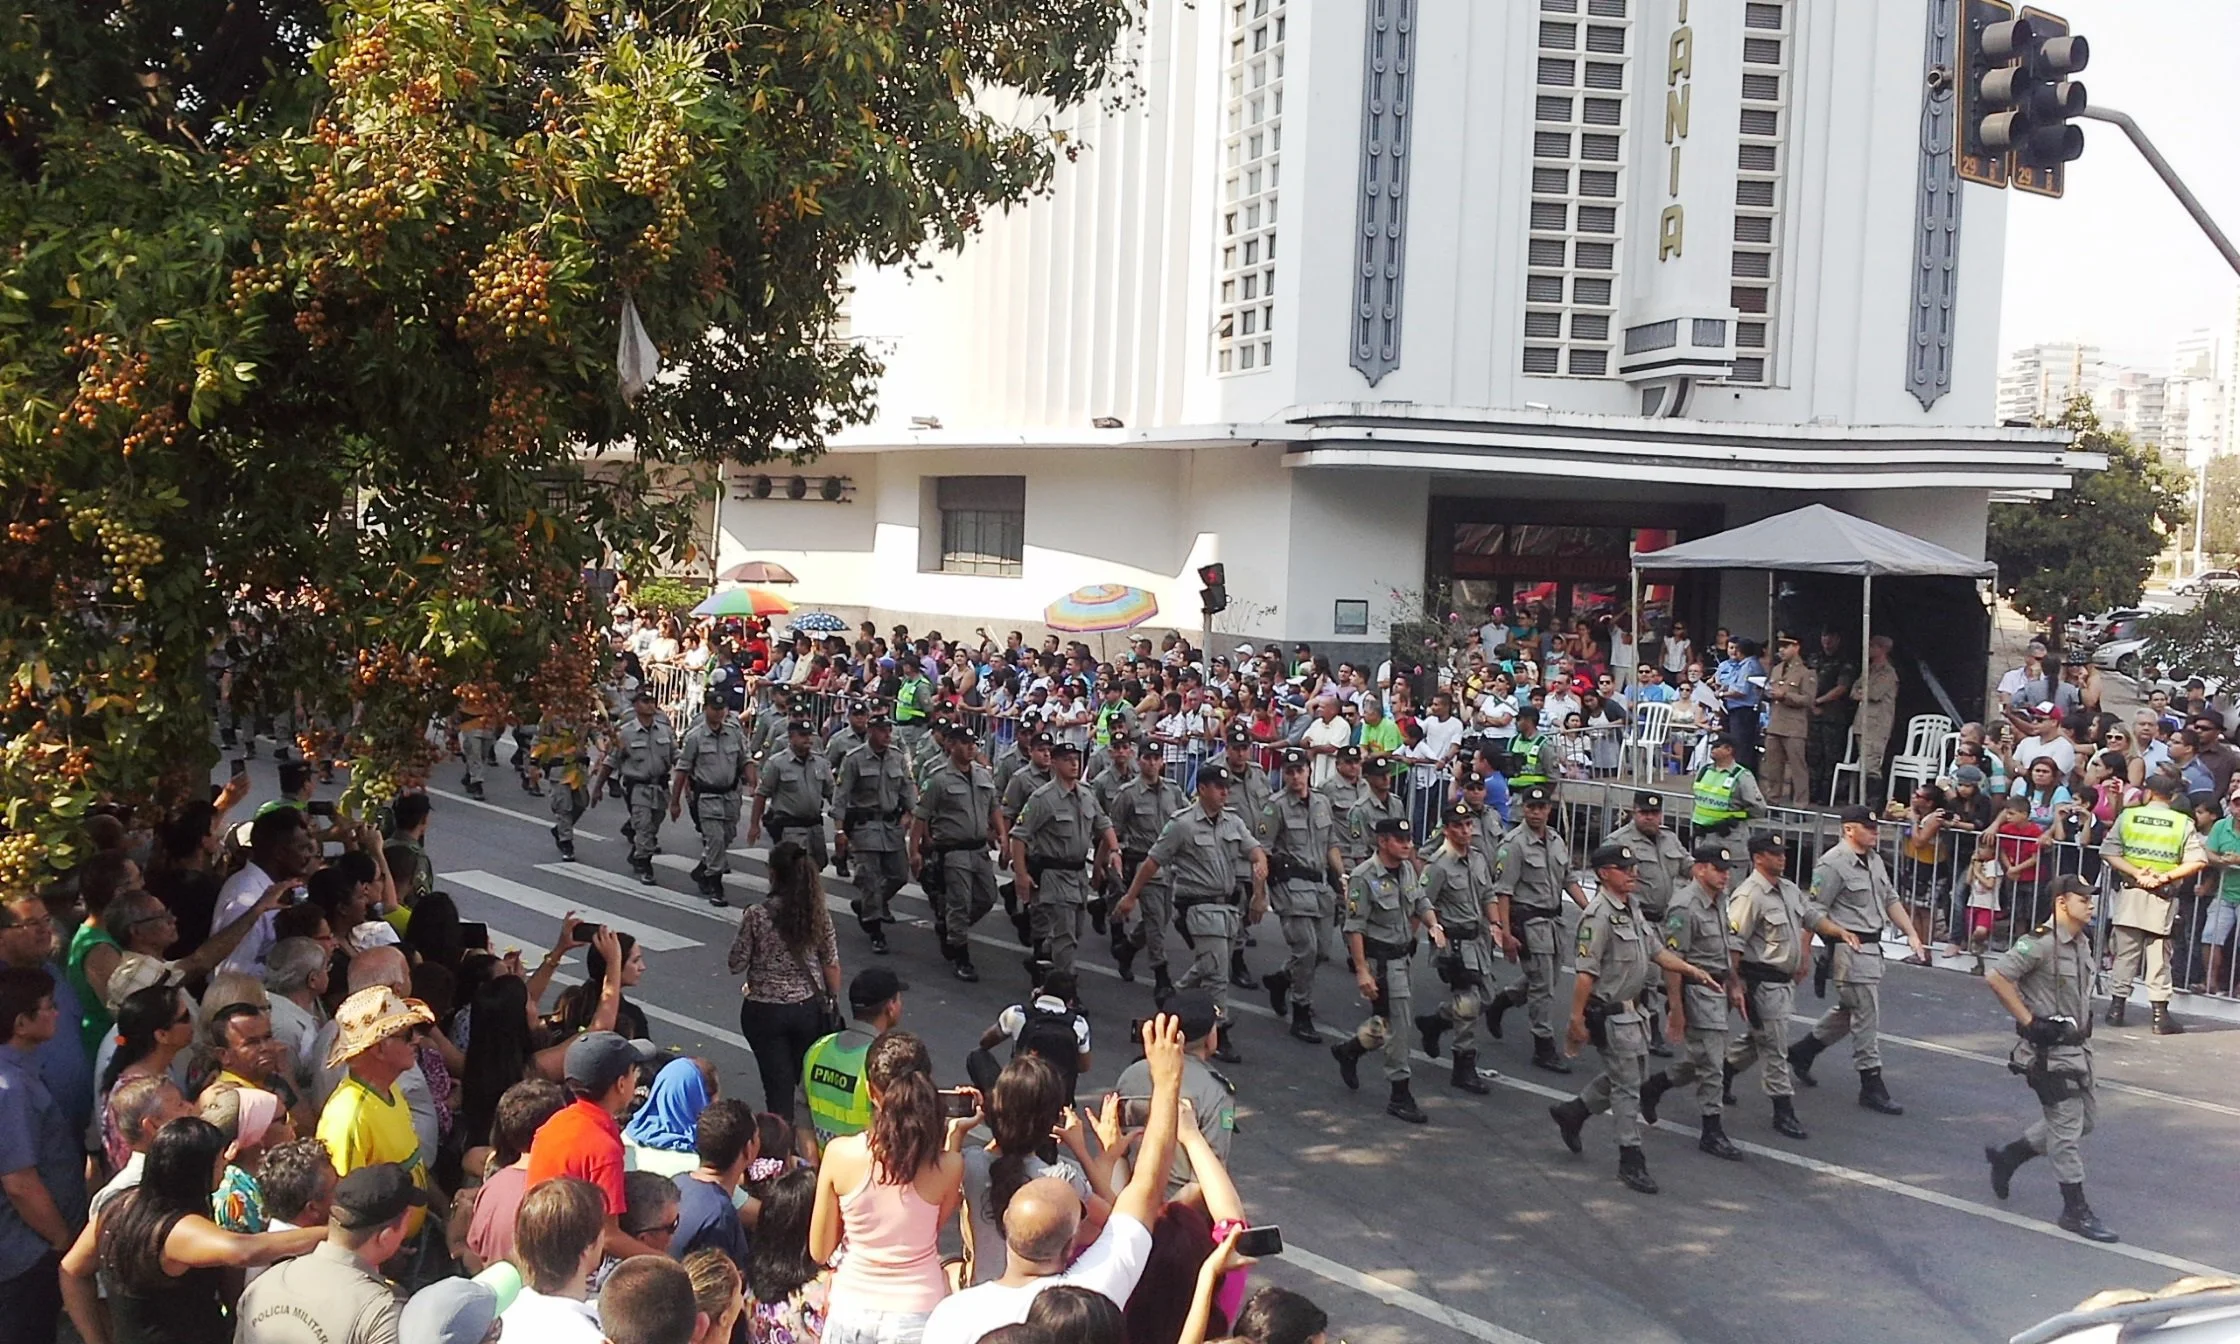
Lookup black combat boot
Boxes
[1721,1060,1738,1107]
[1262,970,1292,1017]
[1087,895,1108,936]
[633,859,657,886]
[1331,1037,1367,1091]
[1985,1139,2037,1199]
[1211,1024,1243,1064]
[1531,1035,1573,1075]
[1484,986,1520,1040]
[1771,1096,1808,1140]
[1857,1067,1904,1115]
[951,949,980,983]
[1698,1113,1743,1161]
[551,826,575,862]
[1289,1003,1319,1044]
[1387,1081,1428,1125]
[1450,1051,1491,1095]
[1787,1034,1827,1087]
[1617,1145,1660,1194]
[2104,996,2127,1027]
[1152,966,1175,1006]
[1415,1012,1449,1060]
[2151,1003,2186,1035]
[1229,949,1256,989]
[2058,1182,2118,1243]
[1548,1098,1590,1154]
[1639,1071,1673,1126]
[465,778,485,801]
[1111,925,1137,982]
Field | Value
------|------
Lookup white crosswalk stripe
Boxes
[537,861,742,927]
[428,787,608,842]
[439,870,701,951]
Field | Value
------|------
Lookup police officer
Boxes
[823,699,872,877]
[1788,805,1927,1114]
[2100,772,2207,1035]
[1320,746,1373,862]
[1012,741,1120,982]
[1108,740,1182,994]
[1115,763,1266,1062]
[1090,681,1139,760]
[892,653,936,757]
[909,715,951,787]
[452,703,498,801]
[1639,839,1747,1159]
[1806,630,1857,804]
[1259,747,1345,1045]
[1218,726,1273,989]
[534,716,599,862]
[836,715,917,954]
[1000,731,1059,953]
[1690,735,1767,839]
[912,724,1003,982]
[1087,731,1137,810]
[742,686,792,789]
[1345,757,1410,861]
[1549,842,1724,1194]
[1486,785,1589,1073]
[1611,792,1691,1057]
[1412,801,1504,1095]
[671,694,750,903]
[615,690,677,884]
[1722,832,1851,1140]
[992,711,1040,801]
[753,718,834,875]
[1985,874,2117,1242]
[1331,816,1446,1124]
[1506,706,1555,792]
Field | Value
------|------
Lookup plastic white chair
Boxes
[1626,701,1673,781]
[1828,728,1863,805]
[1885,714,1955,804]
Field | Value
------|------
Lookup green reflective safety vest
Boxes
[1693,764,1749,826]
[1094,703,1126,746]
[1509,735,1551,786]
[801,1027,875,1145]
[894,676,932,723]
[2115,803,2189,870]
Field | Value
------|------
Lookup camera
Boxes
[938,1089,977,1119]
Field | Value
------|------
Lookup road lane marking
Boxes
[479,925,752,1052]
[537,862,742,927]
[439,870,700,951]
[1282,1247,1548,1344]
[428,788,608,842]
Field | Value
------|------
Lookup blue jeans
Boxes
[822,1305,933,1344]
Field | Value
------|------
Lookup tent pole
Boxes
[1859,573,1874,804]
[1765,570,1775,643]
[1629,566,1641,692]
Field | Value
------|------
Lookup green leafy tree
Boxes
[2201,454,2240,561]
[2141,589,2240,682]
[1985,398,2190,646]
[0,0,1129,892]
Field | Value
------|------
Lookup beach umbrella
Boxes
[1044,584,1159,633]
[691,587,794,618]
[716,560,799,585]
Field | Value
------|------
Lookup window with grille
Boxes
[933,477,1025,576]
[1523,0,1629,378]
[1726,0,1790,385]
[1215,0,1287,375]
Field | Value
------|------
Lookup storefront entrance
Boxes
[1426,496,1724,648]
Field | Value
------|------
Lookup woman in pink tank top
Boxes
[811,1030,978,1344]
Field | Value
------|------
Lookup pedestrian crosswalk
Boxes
[536,861,742,927]
[439,869,702,950]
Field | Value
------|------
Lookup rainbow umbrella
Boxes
[691,587,794,618]
[1044,584,1159,634]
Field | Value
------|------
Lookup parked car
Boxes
[2172,569,2240,598]
[2067,606,2158,648]
[2089,619,2153,676]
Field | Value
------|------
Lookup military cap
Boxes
[1197,763,1234,788]
[1107,729,1134,746]
[1747,832,1787,855]
[1361,756,1394,776]
[786,719,814,735]
[1336,745,1362,763]
[1030,730,1057,749]
[633,689,657,704]
[1588,840,1639,869]
[1443,801,1476,826]
[1709,734,1738,751]
[1517,784,1555,806]
[1690,838,1735,865]
[867,713,893,727]
[1049,739,1082,757]
[1836,804,1876,826]
[1460,771,1487,790]
[846,699,870,715]
[1633,791,1664,812]
[1369,816,1410,838]
[949,723,978,745]
[1514,705,1541,723]
[1138,738,1165,756]
[1279,746,1309,770]
[1226,724,1254,746]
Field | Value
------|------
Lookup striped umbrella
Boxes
[690,587,794,618]
[1044,584,1159,633]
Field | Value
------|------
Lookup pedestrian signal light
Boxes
[1197,563,1228,617]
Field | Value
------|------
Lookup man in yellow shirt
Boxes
[318,985,439,1237]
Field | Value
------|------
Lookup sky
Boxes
[1995,0,2240,373]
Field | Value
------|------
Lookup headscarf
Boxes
[622,1056,710,1153]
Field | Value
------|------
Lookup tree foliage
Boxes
[2201,454,2240,561]
[2141,588,2240,682]
[0,0,1130,891]
[1985,398,2190,642]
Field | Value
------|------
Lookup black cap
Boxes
[848,967,909,1011]
[1050,740,1082,757]
[1747,833,1787,855]
[1138,738,1165,757]
[1633,791,1664,812]
[1336,745,1362,763]
[633,689,657,704]
[1588,840,1639,869]
[1691,839,1736,864]
[949,724,979,745]
[1168,990,1219,1041]
[332,1163,431,1229]
[1280,747,1309,769]
[1019,710,1043,727]
[1107,730,1133,746]
[1226,724,1254,746]
[1710,734,1737,751]
[1361,756,1394,776]
[1370,816,1411,838]
[787,719,814,735]
[868,714,893,727]
[1518,784,1554,806]
[1837,804,1876,826]
[1461,772,1487,790]
[1443,801,1476,826]
[1030,731,1056,749]
[847,700,870,715]
[1197,763,1234,788]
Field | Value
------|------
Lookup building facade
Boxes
[716,0,2084,651]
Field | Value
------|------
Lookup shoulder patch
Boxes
[1576,923,1594,957]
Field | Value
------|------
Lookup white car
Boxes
[2171,568,2239,597]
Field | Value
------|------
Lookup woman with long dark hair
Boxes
[744,1167,830,1340]
[810,1032,975,1343]
[62,1117,323,1343]
[554,928,649,1041]
[960,1055,1115,1284]
[460,930,620,1154]
[97,984,196,1171]
[728,842,843,1116]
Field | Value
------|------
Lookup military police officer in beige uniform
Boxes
[1012,741,1121,983]
[752,719,834,878]
[1219,726,1274,990]
[1639,839,1748,1159]
[1611,793,1691,1057]
[1331,816,1447,1125]
[911,724,1004,983]
[616,690,678,885]
[1115,763,1266,1062]
[1549,841,1724,1193]
[1788,805,1927,1116]
[1413,802,1505,1097]
[1108,740,1183,996]
[1486,785,1591,1074]
[1721,832,1853,1140]
[835,715,918,954]
[671,694,749,902]
[1259,747,1346,1045]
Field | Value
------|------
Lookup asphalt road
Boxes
[333,762,2238,1344]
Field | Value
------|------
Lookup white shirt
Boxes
[995,995,1092,1055]
[1662,637,1692,675]
[500,1287,603,1344]
[243,1218,298,1285]
[1302,717,1352,786]
[1996,666,2030,704]
[266,993,325,1096]
[921,1212,1155,1344]
[1418,713,1466,764]
[2013,734,2078,780]
[1543,691,1583,726]
[213,861,280,973]
[1475,694,1517,739]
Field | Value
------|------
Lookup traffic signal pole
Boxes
[2077,105,2240,278]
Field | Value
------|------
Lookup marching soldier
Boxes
[1412,802,1504,1096]
[1331,816,1446,1124]
[1690,735,1767,840]
[1345,757,1411,860]
[1011,741,1121,981]
[671,695,750,903]
[1548,842,1725,1194]
[452,702,499,801]
[1000,730,1058,953]
[992,711,1040,800]
[1639,840,1748,1160]
[1259,747,1345,1045]
[912,724,1003,982]
[1107,740,1183,995]
[1486,785,1590,1073]
[742,685,792,790]
[823,699,871,876]
[1114,762,1266,1062]
[1788,805,1927,1114]
[1722,833,1851,1140]
[1320,746,1374,863]
[1610,792,1691,1057]
[752,717,834,876]
[1985,874,2118,1242]
[534,716,601,863]
[1087,731,1137,810]
[1218,725,1273,989]
[615,690,677,885]
[835,715,917,954]
[2100,773,2207,1035]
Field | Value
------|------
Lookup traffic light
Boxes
[1197,563,1228,616]
[1956,0,2017,187]
[2009,8,2088,197]
[1958,3,2088,196]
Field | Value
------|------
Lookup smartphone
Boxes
[459,921,490,950]
[572,921,604,942]
[278,882,307,907]
[938,1089,977,1119]
[1233,1225,1284,1258]
[230,758,249,779]
[1119,1095,1152,1130]
[305,799,336,819]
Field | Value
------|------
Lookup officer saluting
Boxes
[1412,801,1504,1097]
[1639,839,1747,1159]
[1788,805,1927,1115]
[753,718,834,876]
[1259,747,1344,1045]
[835,715,917,954]
[1010,741,1120,982]
[1549,842,1724,1194]
[1331,816,1446,1125]
[1985,874,2117,1243]
[1721,832,1852,1140]
[1486,785,1590,1073]
[911,724,1002,982]
[1114,762,1266,1063]
[616,690,677,885]
[2100,772,2207,1035]
[671,695,750,903]
[1107,740,1182,994]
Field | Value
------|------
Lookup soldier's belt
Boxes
[1443,921,1484,943]
[1362,935,1415,961]
[843,806,904,825]
[930,838,987,855]
[1174,889,1228,910]
[1026,855,1089,879]
[689,780,738,795]
[766,814,822,832]
[1269,855,1323,883]
[1737,961,1791,986]
[622,775,662,787]
[1511,906,1559,921]
[1121,848,1150,870]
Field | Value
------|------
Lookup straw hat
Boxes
[102,953,184,1015]
[325,985,434,1069]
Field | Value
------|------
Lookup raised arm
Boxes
[1113,1015,1185,1228]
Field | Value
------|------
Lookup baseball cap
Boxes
[2028,701,2058,719]
[331,1163,431,1230]
[401,1278,501,1344]
[1691,839,1736,865]
[1588,840,1639,869]
[1953,764,1985,785]
[563,1031,659,1095]
[1235,643,1257,656]
[848,968,909,1011]
[1167,990,1220,1041]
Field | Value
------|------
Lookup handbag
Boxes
[773,911,844,1035]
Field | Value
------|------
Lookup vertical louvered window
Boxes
[1523,0,1629,378]
[1727,0,1790,385]
[1216,0,1286,374]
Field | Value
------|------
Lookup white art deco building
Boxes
[713,0,2091,660]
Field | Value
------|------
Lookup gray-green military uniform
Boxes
[1014,776,1115,975]
[1221,757,1273,835]
[1994,922,2097,1182]
[1344,854,1429,1083]
[1570,889,1659,1148]
[616,711,678,871]
[1658,879,1738,1115]
[1616,817,1690,1039]
[1114,1052,1234,1196]
[676,711,750,887]
[1344,784,1409,861]
[824,721,867,773]
[1088,754,1135,811]
[1002,760,1055,947]
[1418,840,1499,1055]
[756,738,833,871]
[836,742,917,933]
[1492,821,1576,1044]
[1321,774,1374,863]
[1110,772,1183,974]
[1260,788,1341,1018]
[1806,841,1897,1071]
[744,700,790,784]
[456,708,498,793]
[1723,868,1822,1098]
[914,758,999,959]
[1147,802,1262,1022]
[535,718,598,855]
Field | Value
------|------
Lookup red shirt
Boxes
[524,1097,627,1214]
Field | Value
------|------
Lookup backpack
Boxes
[1013,1004,1083,1096]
